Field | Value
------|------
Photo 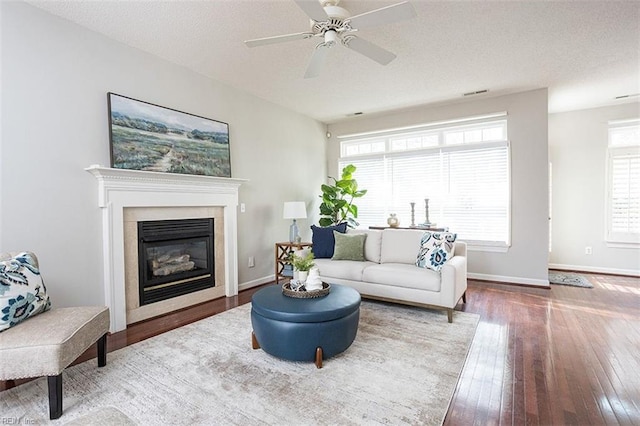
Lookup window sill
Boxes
[463,241,510,253]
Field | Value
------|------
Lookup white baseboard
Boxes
[548,263,640,277]
[238,275,273,292]
[467,272,550,287]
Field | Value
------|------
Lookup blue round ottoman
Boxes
[251,284,361,368]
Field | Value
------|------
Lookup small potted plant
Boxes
[290,251,315,283]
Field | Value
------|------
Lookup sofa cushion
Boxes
[362,263,442,292]
[347,229,382,263]
[416,231,457,271]
[380,229,424,264]
[311,223,347,258]
[315,259,374,282]
[0,252,51,332]
[332,231,366,261]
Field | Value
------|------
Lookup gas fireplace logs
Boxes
[151,253,195,277]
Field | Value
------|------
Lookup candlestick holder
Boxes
[423,198,431,227]
[410,202,416,227]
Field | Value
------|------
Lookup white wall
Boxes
[549,102,640,275]
[327,89,550,286]
[0,1,326,307]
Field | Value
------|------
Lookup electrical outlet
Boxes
[240,203,246,213]
[248,256,255,268]
[585,246,592,255]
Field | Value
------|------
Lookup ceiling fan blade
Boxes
[294,0,329,22]
[348,1,416,29]
[304,44,330,79]
[343,36,396,65]
[245,32,314,48]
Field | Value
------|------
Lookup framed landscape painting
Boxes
[108,93,231,177]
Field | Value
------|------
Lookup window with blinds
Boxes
[607,119,640,245]
[338,115,510,248]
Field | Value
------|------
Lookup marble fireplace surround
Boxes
[86,165,246,332]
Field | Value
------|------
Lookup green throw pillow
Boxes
[332,231,366,261]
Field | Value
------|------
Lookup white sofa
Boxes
[314,228,467,322]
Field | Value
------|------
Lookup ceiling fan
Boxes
[244,0,417,78]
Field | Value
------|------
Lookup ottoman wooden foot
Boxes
[315,347,323,369]
[251,331,260,349]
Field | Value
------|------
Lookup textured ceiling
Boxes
[27,0,640,123]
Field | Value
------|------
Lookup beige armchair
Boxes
[0,251,109,419]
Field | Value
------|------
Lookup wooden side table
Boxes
[274,242,312,285]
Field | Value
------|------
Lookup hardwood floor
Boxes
[445,273,640,426]
[2,273,639,425]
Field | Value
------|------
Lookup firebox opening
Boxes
[137,218,215,305]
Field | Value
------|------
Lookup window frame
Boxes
[338,114,511,251]
[605,119,640,247]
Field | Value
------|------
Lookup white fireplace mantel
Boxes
[86,165,247,332]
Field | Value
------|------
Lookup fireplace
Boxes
[123,206,226,326]
[138,218,215,305]
[86,165,246,332]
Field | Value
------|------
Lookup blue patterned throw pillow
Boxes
[416,231,457,272]
[0,252,51,332]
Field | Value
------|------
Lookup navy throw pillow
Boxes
[311,223,348,258]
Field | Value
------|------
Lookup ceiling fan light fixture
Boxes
[324,29,339,47]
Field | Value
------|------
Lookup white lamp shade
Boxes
[283,201,307,219]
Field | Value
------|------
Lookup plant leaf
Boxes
[334,199,347,209]
[335,179,351,190]
[321,184,337,196]
[319,218,333,227]
[342,164,356,177]
[319,203,333,215]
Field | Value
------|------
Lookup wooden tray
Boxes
[282,282,330,298]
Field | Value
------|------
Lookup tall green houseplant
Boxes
[319,164,367,228]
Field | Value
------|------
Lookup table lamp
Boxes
[283,201,307,243]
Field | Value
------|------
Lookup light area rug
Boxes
[1,301,479,425]
[549,271,594,288]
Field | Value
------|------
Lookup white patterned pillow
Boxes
[415,232,457,272]
[0,252,51,332]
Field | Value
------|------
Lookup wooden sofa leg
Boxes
[462,291,467,304]
[48,374,63,420]
[97,333,107,367]
[447,309,453,323]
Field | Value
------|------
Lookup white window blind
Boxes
[339,115,510,247]
[607,119,640,244]
[444,146,509,243]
